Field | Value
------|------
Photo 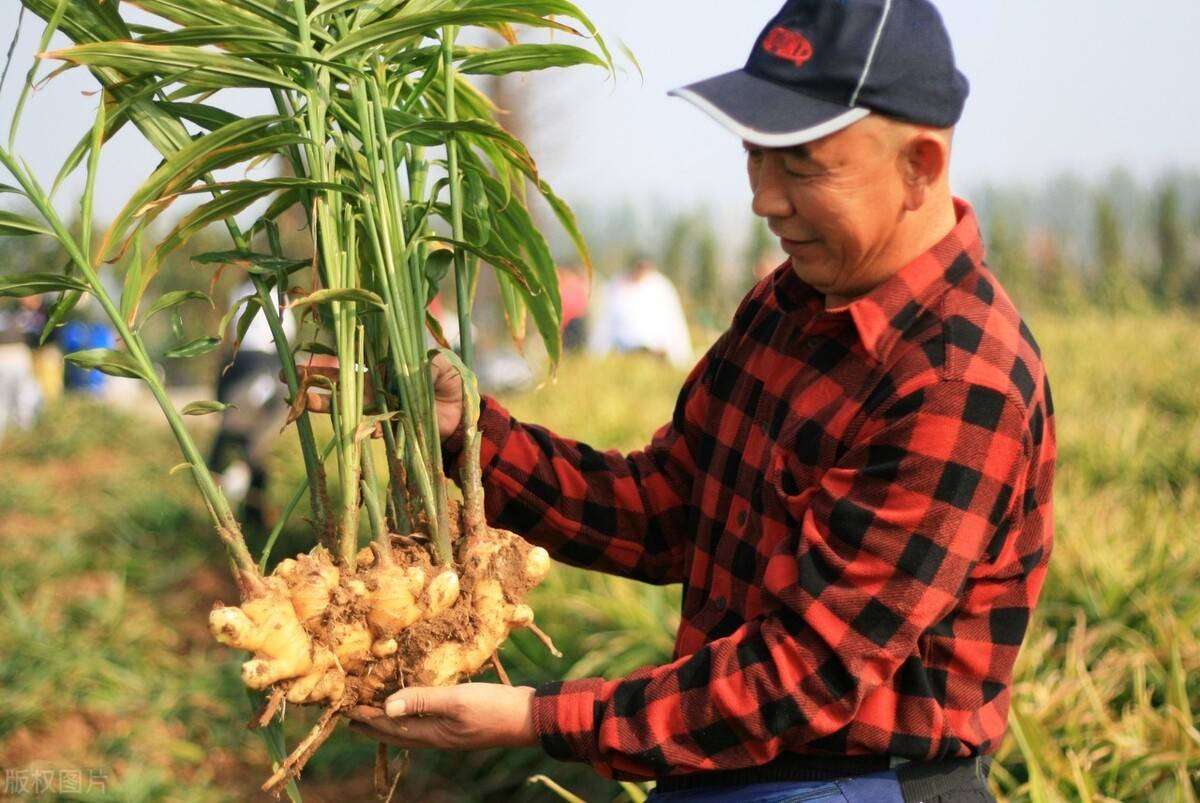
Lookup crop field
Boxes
[0,310,1197,802]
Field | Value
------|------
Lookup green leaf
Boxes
[292,341,337,357]
[44,42,304,92]
[137,24,296,50]
[168,177,357,201]
[133,0,300,40]
[246,688,304,803]
[165,336,222,359]
[421,237,531,292]
[137,289,213,332]
[497,216,562,366]
[120,233,146,324]
[496,272,528,350]
[617,38,644,82]
[79,90,109,262]
[65,348,147,380]
[0,272,90,297]
[459,44,606,76]
[8,0,73,148]
[41,289,84,345]
[181,400,236,416]
[423,250,454,302]
[392,118,535,174]
[464,169,490,247]
[100,115,296,261]
[153,101,242,132]
[218,293,260,344]
[327,8,582,61]
[537,175,594,278]
[0,210,52,237]
[287,288,386,311]
[234,296,264,349]
[147,182,326,274]
[192,250,312,276]
[0,183,25,196]
[21,0,130,44]
[468,0,613,66]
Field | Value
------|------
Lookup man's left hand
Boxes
[346,684,538,750]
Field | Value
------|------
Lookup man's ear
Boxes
[898,130,949,211]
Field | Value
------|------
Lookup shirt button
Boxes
[737,510,748,526]
[714,596,727,611]
[806,337,822,349]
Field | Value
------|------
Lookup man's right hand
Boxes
[295,351,465,442]
[430,351,464,441]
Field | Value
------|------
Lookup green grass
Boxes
[0,313,1197,801]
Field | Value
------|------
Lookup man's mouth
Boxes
[779,235,819,250]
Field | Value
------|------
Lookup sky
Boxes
[2,0,1199,225]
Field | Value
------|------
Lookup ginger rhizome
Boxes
[210,507,551,794]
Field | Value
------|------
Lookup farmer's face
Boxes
[746,116,912,303]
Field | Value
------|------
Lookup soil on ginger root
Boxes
[389,531,538,687]
[220,515,548,717]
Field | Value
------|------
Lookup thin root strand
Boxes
[528,623,562,658]
[490,652,511,685]
[373,742,389,800]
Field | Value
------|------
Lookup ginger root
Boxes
[209,513,552,796]
[209,525,550,707]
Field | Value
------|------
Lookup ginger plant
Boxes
[1,0,609,793]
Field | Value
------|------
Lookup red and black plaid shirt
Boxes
[459,199,1055,780]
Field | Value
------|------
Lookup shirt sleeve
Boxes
[530,379,1035,778]
[446,338,722,586]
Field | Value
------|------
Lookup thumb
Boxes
[385,686,451,718]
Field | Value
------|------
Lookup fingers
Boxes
[304,387,332,414]
[346,705,452,749]
[293,359,380,416]
[346,706,410,743]
[349,720,414,748]
[384,686,457,718]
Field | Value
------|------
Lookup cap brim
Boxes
[669,70,870,147]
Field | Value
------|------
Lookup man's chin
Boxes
[788,256,827,284]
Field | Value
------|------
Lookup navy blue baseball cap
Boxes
[669,0,969,147]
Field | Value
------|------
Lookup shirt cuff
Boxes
[532,677,607,770]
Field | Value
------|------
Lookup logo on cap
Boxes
[762,26,813,67]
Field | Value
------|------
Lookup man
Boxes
[350,1,1055,800]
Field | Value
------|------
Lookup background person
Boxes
[0,300,41,438]
[19,294,62,407]
[558,264,590,353]
[588,255,693,369]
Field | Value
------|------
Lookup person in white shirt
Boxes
[588,257,693,369]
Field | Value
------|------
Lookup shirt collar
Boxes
[772,197,985,363]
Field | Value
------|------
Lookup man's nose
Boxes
[750,155,793,220]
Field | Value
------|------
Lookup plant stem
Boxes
[251,275,334,551]
[294,0,361,563]
[442,25,474,370]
